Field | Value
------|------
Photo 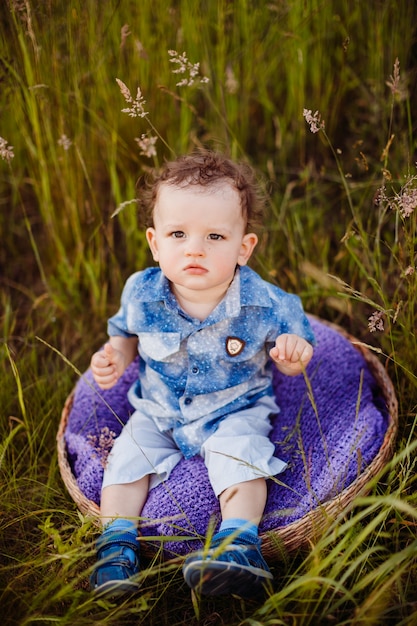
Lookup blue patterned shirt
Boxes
[107,266,315,458]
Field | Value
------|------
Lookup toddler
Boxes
[89,149,315,597]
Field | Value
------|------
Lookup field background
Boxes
[1,1,417,624]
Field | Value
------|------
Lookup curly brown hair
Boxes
[137,149,265,232]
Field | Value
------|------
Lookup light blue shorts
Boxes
[102,397,287,497]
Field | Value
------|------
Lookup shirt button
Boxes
[191,366,199,374]
[184,397,193,405]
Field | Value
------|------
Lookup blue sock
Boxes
[103,518,137,535]
[219,518,258,539]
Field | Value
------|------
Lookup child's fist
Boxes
[90,343,123,389]
[270,333,313,376]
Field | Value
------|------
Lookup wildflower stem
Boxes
[145,117,176,157]
[321,129,357,229]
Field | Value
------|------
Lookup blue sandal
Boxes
[90,530,141,597]
[182,530,273,597]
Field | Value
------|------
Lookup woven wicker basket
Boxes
[57,321,398,558]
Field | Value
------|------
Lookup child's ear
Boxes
[237,232,258,266]
[146,227,159,261]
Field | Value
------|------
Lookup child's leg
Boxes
[91,410,183,595]
[182,476,273,597]
[100,475,150,526]
[183,404,287,596]
[90,477,150,597]
[219,477,267,525]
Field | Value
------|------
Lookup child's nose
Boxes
[185,237,205,256]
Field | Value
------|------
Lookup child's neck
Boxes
[171,284,227,321]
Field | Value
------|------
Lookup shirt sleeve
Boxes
[107,272,141,339]
[264,282,316,346]
[280,293,316,346]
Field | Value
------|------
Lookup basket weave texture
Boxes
[57,318,397,559]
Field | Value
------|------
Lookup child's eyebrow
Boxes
[161,222,234,234]
[160,222,186,231]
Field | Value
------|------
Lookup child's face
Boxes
[146,182,258,301]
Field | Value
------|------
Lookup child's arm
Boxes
[269,333,313,377]
[90,336,138,389]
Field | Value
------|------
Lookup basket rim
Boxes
[57,393,101,519]
[57,317,398,557]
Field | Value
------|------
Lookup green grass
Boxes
[1,0,417,623]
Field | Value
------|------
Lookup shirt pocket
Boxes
[139,332,181,361]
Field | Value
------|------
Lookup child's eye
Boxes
[208,233,224,241]
[171,231,185,239]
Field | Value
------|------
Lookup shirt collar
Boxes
[132,267,170,303]
[131,265,272,311]
[239,266,274,307]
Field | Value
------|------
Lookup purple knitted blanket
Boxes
[64,318,389,557]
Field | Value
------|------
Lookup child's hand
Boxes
[269,333,313,376]
[90,343,126,389]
